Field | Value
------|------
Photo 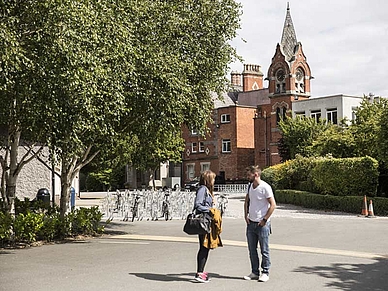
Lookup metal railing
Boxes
[215,184,248,193]
[99,188,231,221]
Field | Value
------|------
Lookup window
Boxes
[199,141,205,152]
[221,114,231,123]
[222,139,231,153]
[191,129,198,135]
[200,163,210,173]
[326,108,338,124]
[187,164,195,180]
[191,142,197,153]
[295,68,305,93]
[294,111,305,116]
[310,110,321,122]
[276,107,287,124]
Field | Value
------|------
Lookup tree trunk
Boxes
[5,129,21,213]
[59,159,74,219]
[58,146,100,218]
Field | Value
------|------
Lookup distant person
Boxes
[193,170,217,283]
[243,165,276,282]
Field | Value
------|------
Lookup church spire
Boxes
[280,3,297,62]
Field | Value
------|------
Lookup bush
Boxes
[275,189,388,215]
[262,156,379,197]
[312,156,378,196]
[0,212,12,246]
[0,205,104,246]
[13,212,44,243]
[68,207,104,236]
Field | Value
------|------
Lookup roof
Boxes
[212,91,237,108]
[237,89,270,107]
[280,3,298,62]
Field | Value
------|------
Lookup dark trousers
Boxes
[197,234,209,273]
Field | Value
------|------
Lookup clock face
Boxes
[296,69,304,81]
[276,69,285,82]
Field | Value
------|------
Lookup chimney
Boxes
[242,64,264,92]
[231,71,242,87]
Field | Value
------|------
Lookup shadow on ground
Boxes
[293,257,388,291]
[129,272,243,282]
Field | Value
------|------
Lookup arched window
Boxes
[295,68,305,93]
[276,106,287,125]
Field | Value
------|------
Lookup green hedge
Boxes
[262,156,379,197]
[1,198,104,247]
[311,156,378,196]
[275,189,388,216]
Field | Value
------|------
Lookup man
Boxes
[243,165,276,282]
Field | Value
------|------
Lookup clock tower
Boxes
[256,3,313,166]
[267,3,312,101]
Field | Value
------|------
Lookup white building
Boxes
[292,94,364,123]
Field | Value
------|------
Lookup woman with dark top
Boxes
[193,170,216,283]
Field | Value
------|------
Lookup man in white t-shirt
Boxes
[243,165,276,282]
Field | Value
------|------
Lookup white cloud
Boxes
[229,0,388,97]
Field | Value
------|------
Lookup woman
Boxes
[193,170,216,283]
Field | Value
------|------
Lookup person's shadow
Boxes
[128,272,243,283]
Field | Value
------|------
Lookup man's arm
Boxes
[258,196,276,226]
[244,193,250,224]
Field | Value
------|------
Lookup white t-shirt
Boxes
[247,180,274,223]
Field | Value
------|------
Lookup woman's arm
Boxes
[194,186,210,213]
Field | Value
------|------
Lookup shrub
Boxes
[1,204,104,245]
[0,212,12,246]
[312,156,378,196]
[68,207,104,236]
[13,212,44,243]
[263,156,379,197]
[275,189,388,215]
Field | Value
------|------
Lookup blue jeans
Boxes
[246,221,271,275]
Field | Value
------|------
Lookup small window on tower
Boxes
[221,114,231,123]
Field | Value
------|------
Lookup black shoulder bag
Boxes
[183,190,212,235]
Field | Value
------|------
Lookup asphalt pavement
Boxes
[1,195,387,291]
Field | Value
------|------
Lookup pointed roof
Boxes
[280,3,297,62]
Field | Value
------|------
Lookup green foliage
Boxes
[262,156,379,197]
[13,212,44,243]
[275,190,388,216]
[351,97,388,161]
[262,156,319,192]
[278,97,388,162]
[14,197,59,216]
[38,212,62,241]
[67,207,104,236]
[311,156,379,197]
[310,123,357,158]
[86,170,112,192]
[0,212,12,244]
[0,0,242,215]
[0,206,104,245]
[278,115,331,160]
[377,102,388,164]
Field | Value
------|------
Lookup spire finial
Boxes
[287,2,290,10]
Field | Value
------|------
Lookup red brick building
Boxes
[181,4,312,184]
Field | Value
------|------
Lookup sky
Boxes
[229,0,388,98]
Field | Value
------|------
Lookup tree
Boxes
[278,115,331,161]
[309,119,357,158]
[351,96,388,162]
[0,0,242,217]
[0,1,49,212]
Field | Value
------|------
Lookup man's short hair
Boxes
[245,165,261,175]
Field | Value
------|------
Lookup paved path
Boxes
[1,196,387,291]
